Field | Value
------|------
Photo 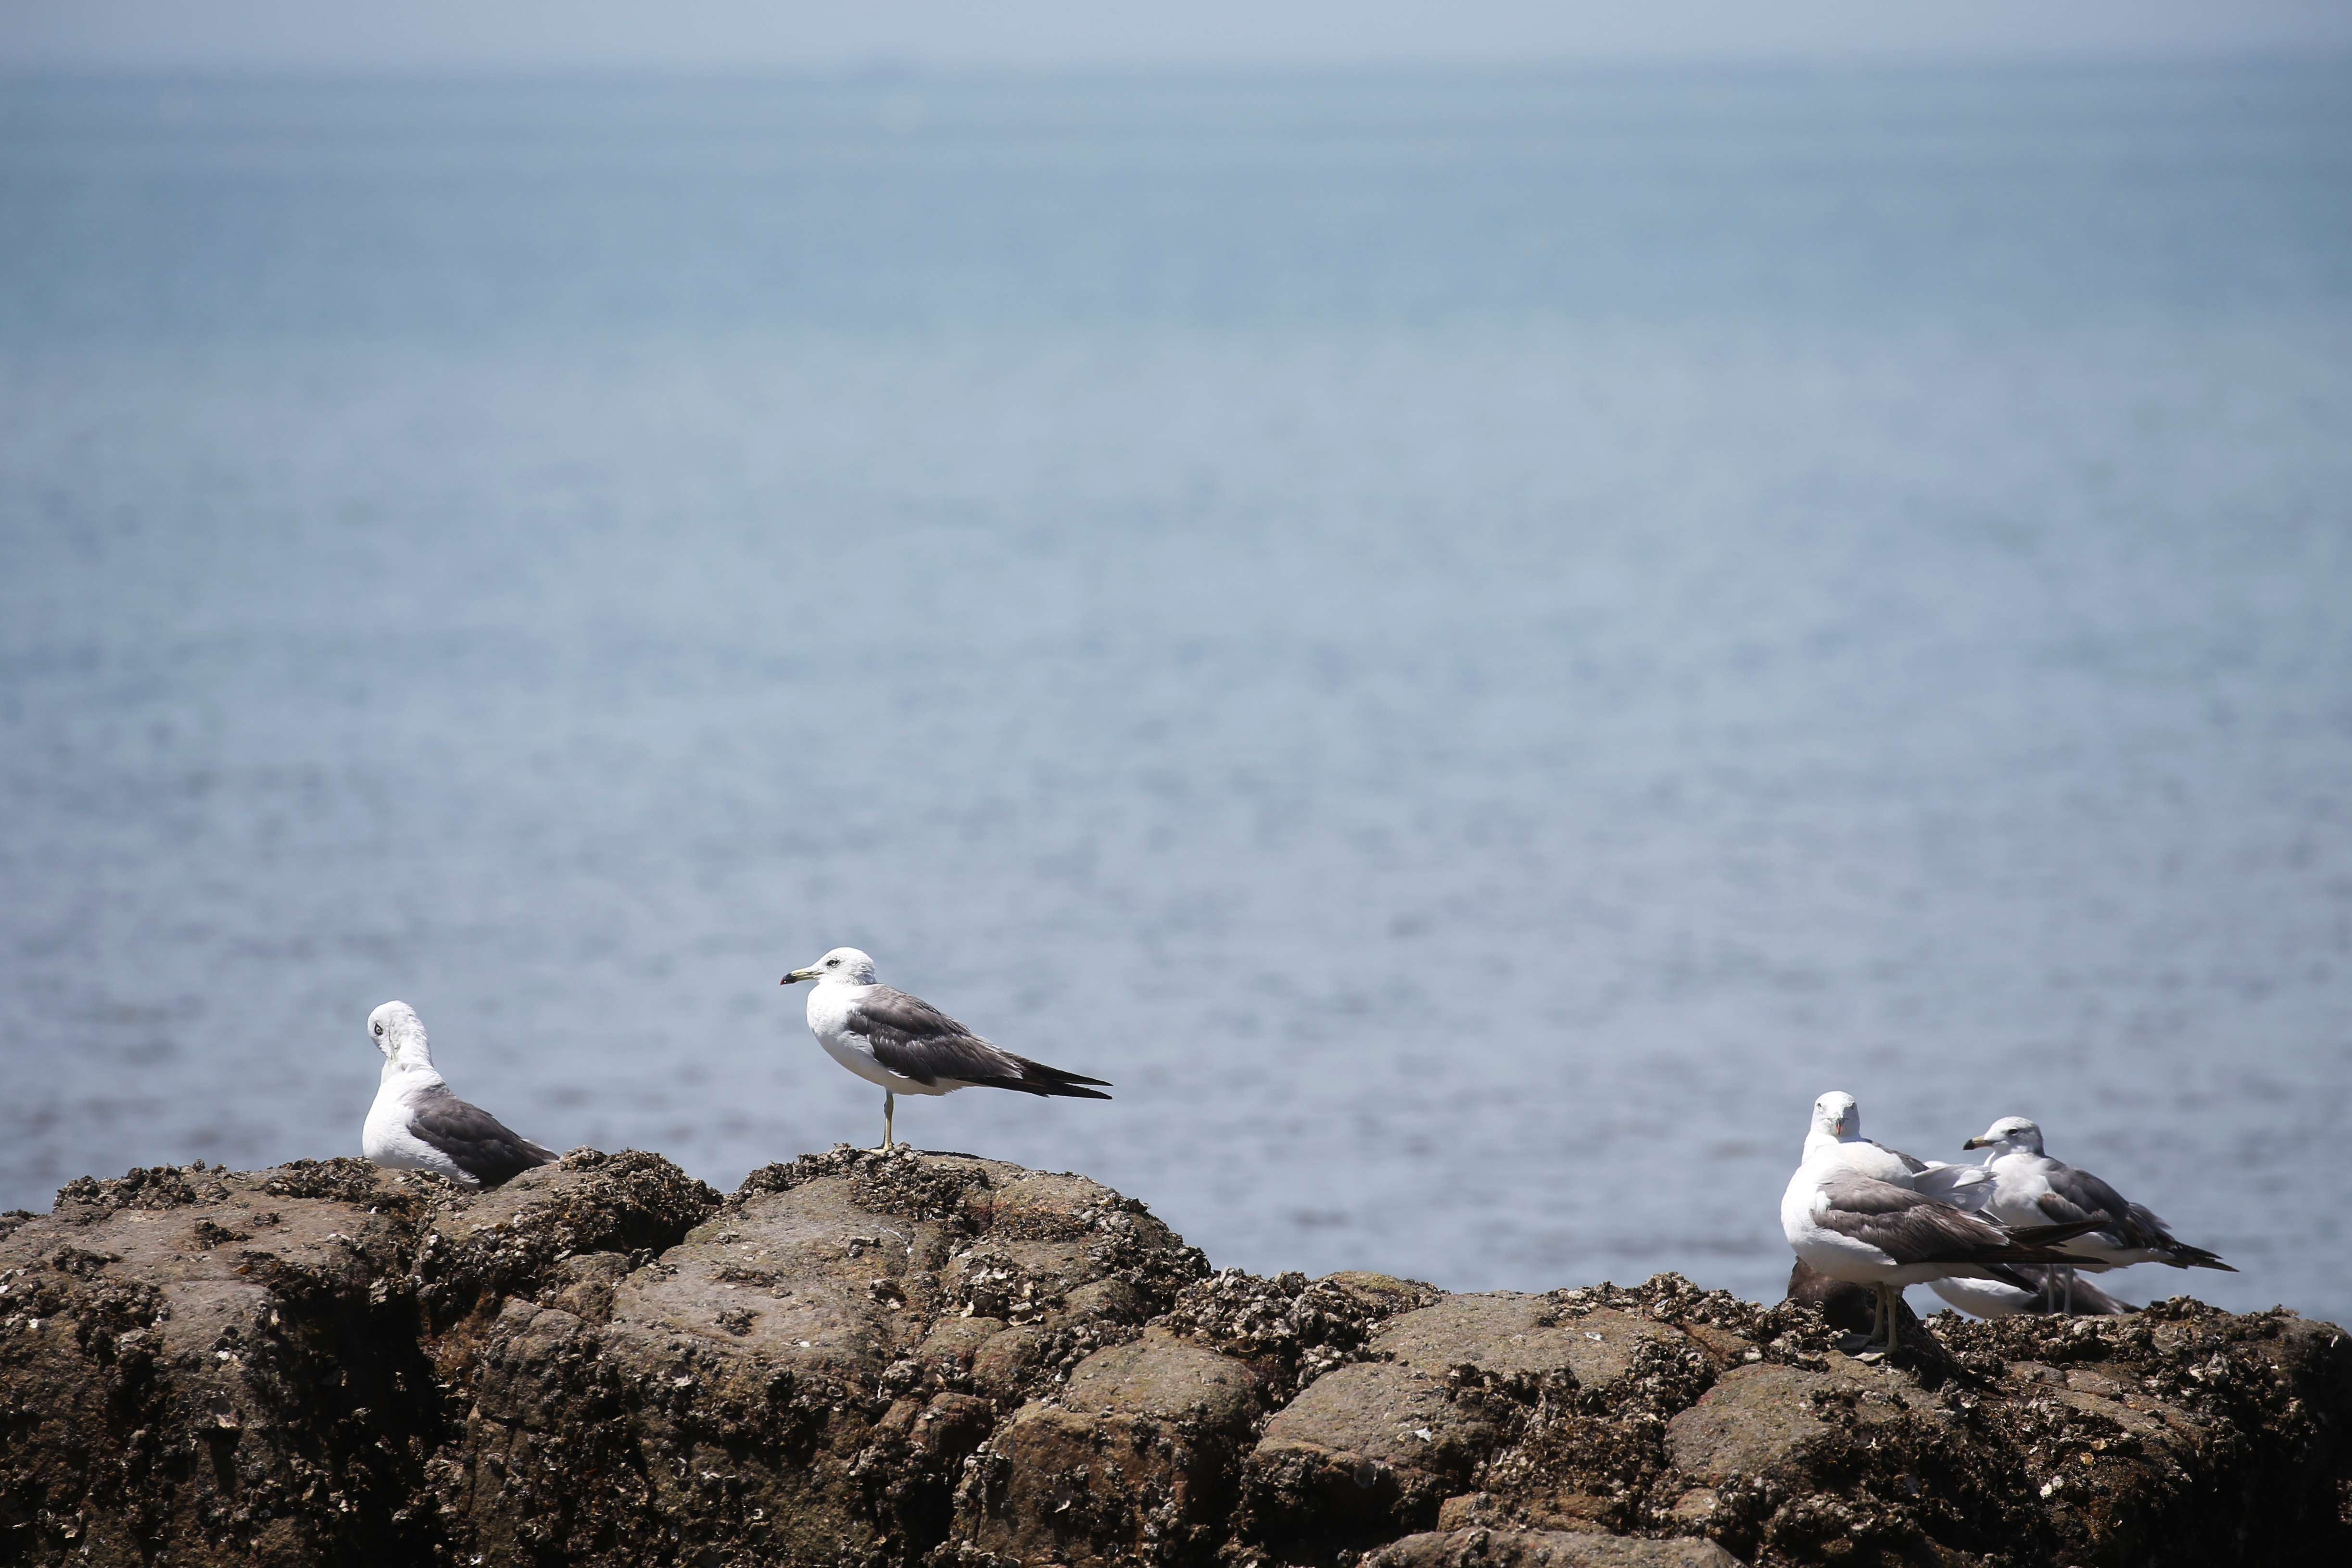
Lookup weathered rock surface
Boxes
[3,1148,2347,1568]
[0,1149,721,1568]
[1368,1531,1742,1568]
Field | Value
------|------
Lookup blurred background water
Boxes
[2,64,2349,1324]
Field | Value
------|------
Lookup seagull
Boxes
[1930,1267,2132,1319]
[1805,1090,1992,1209]
[361,1001,557,1187]
[1786,1258,1915,1339]
[1961,1115,2234,1308]
[781,947,1112,1150]
[1782,1147,2105,1355]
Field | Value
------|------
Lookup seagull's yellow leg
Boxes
[879,1090,896,1151]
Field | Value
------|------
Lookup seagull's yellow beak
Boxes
[1962,1136,1991,1149]
[782,968,818,985]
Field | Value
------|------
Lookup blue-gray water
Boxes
[4,66,2349,1324]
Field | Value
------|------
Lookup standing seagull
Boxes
[1782,1148,2104,1355]
[782,947,1111,1150]
[1962,1115,2233,1307]
[361,1001,557,1187]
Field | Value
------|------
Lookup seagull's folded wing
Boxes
[1815,1172,2012,1264]
[407,1085,558,1184]
[847,987,1112,1098]
[848,987,1027,1086]
[2033,1186,2111,1228]
[1816,1172,2101,1265]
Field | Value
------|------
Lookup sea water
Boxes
[3,65,2348,1323]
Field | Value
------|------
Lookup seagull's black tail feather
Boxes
[474,1140,560,1187]
[982,1053,1114,1100]
[1975,1262,2043,1293]
[2163,1243,2237,1272]
[2002,1219,2110,1252]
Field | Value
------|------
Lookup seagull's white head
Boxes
[1964,1115,2044,1156]
[782,947,879,987]
[1811,1090,1861,1142]
[368,1000,432,1068]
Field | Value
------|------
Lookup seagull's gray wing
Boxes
[407,1084,558,1187]
[846,988,1019,1085]
[2035,1164,2234,1270]
[2111,1201,2229,1267]
[2036,1162,2132,1227]
[1814,1172,2013,1263]
[847,988,1113,1100]
[1814,1172,2101,1282]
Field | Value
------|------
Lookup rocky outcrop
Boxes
[2,1148,2347,1568]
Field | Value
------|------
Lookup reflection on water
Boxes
[3,66,2349,1325]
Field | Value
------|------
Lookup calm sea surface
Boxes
[3,66,2349,1323]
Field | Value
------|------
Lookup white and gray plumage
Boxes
[1961,1115,2233,1307]
[1930,1266,2133,1319]
[1782,1149,2105,1355]
[1804,1090,1992,1210]
[781,947,1111,1150]
[360,1001,557,1187]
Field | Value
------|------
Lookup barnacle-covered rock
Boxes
[4,1150,2348,1568]
[0,1151,713,1568]
[1237,1291,1726,1561]
[953,1326,1271,1566]
[1368,1528,1744,1567]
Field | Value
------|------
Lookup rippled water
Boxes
[4,66,2349,1324]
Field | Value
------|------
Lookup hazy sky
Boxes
[5,0,2350,72]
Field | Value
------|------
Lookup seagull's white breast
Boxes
[1980,1149,2061,1231]
[804,980,954,1096]
[1782,1157,1894,1281]
[362,1062,470,1181]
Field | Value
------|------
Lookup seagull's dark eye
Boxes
[373,1022,384,1036]
[826,958,838,967]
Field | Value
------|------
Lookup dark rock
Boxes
[5,1149,2349,1568]
[0,1150,714,1568]
[955,1326,1269,1566]
[1369,1529,1745,1567]
[433,1144,1213,1568]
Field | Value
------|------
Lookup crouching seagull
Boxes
[361,1001,557,1186]
[1783,1148,2106,1355]
[782,947,1112,1150]
[1930,1267,2132,1319]
[1962,1115,2234,1309]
